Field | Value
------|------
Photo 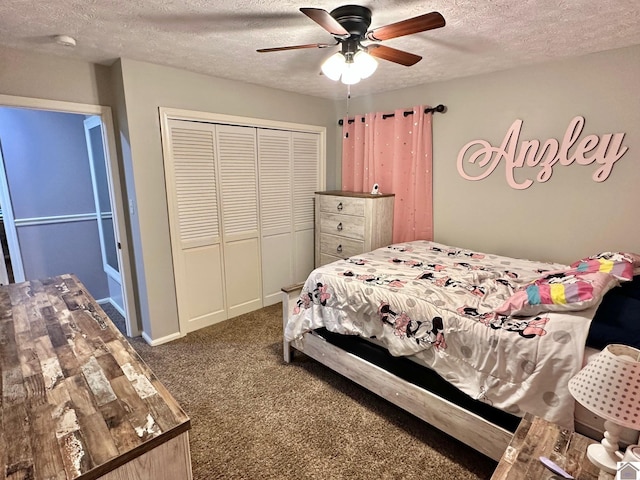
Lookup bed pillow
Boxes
[570,252,638,281]
[495,270,620,316]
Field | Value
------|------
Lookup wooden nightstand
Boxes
[491,413,615,480]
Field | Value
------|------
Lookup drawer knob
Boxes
[337,222,343,231]
[337,202,343,211]
[337,245,343,253]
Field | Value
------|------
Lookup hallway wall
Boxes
[0,107,109,299]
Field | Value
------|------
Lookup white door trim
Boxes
[84,115,121,284]
[0,94,139,336]
[0,143,20,282]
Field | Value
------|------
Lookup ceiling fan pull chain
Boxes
[345,84,351,138]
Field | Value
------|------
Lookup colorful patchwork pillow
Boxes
[495,270,620,316]
[570,252,637,281]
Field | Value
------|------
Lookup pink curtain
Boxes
[341,106,434,243]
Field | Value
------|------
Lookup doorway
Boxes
[0,94,137,336]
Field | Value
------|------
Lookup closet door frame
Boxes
[159,108,326,336]
[160,108,327,142]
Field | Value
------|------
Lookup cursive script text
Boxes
[457,116,628,189]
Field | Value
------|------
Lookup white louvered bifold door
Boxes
[258,129,293,306]
[215,125,263,318]
[292,132,320,283]
[163,120,226,333]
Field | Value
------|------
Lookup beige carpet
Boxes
[129,304,497,480]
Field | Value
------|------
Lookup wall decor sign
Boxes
[456,116,628,189]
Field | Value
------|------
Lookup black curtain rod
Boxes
[338,104,446,126]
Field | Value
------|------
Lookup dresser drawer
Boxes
[319,234,364,258]
[319,212,365,240]
[318,195,365,216]
[319,253,344,267]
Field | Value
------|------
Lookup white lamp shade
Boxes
[353,51,378,79]
[321,52,345,81]
[340,63,361,85]
[568,344,640,430]
[321,49,378,85]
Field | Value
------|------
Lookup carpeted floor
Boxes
[128,303,497,480]
[99,301,127,336]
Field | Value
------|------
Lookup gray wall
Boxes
[0,107,109,298]
[0,46,114,106]
[343,45,640,265]
[116,58,338,340]
[18,222,107,298]
[0,108,95,217]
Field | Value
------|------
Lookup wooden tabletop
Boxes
[0,274,190,480]
[491,413,614,480]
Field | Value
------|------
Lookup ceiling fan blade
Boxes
[257,43,334,53]
[300,8,350,37]
[366,12,445,41]
[367,45,422,66]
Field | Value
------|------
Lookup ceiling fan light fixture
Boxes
[353,50,378,79]
[321,52,345,81]
[321,48,378,85]
[340,63,361,85]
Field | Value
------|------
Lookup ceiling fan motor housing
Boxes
[330,5,372,38]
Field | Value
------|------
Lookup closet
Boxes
[161,113,323,334]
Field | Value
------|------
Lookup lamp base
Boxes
[586,443,619,474]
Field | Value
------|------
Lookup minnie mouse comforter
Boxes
[285,240,635,427]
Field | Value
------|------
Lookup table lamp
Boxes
[568,344,640,474]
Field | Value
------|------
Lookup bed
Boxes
[281,240,640,460]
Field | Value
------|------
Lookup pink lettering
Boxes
[456,139,501,181]
[536,139,560,183]
[590,133,628,182]
[558,116,584,165]
[456,116,628,189]
[572,134,599,165]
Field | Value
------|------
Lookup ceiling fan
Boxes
[257,5,446,84]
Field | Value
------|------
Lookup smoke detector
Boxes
[53,35,77,47]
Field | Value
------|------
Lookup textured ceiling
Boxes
[1,0,639,100]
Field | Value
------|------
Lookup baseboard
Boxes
[142,330,184,346]
[98,297,126,316]
[262,292,282,307]
[107,298,126,317]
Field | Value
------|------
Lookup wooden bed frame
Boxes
[281,283,513,461]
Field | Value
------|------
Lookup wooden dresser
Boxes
[315,191,394,267]
[0,274,192,480]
